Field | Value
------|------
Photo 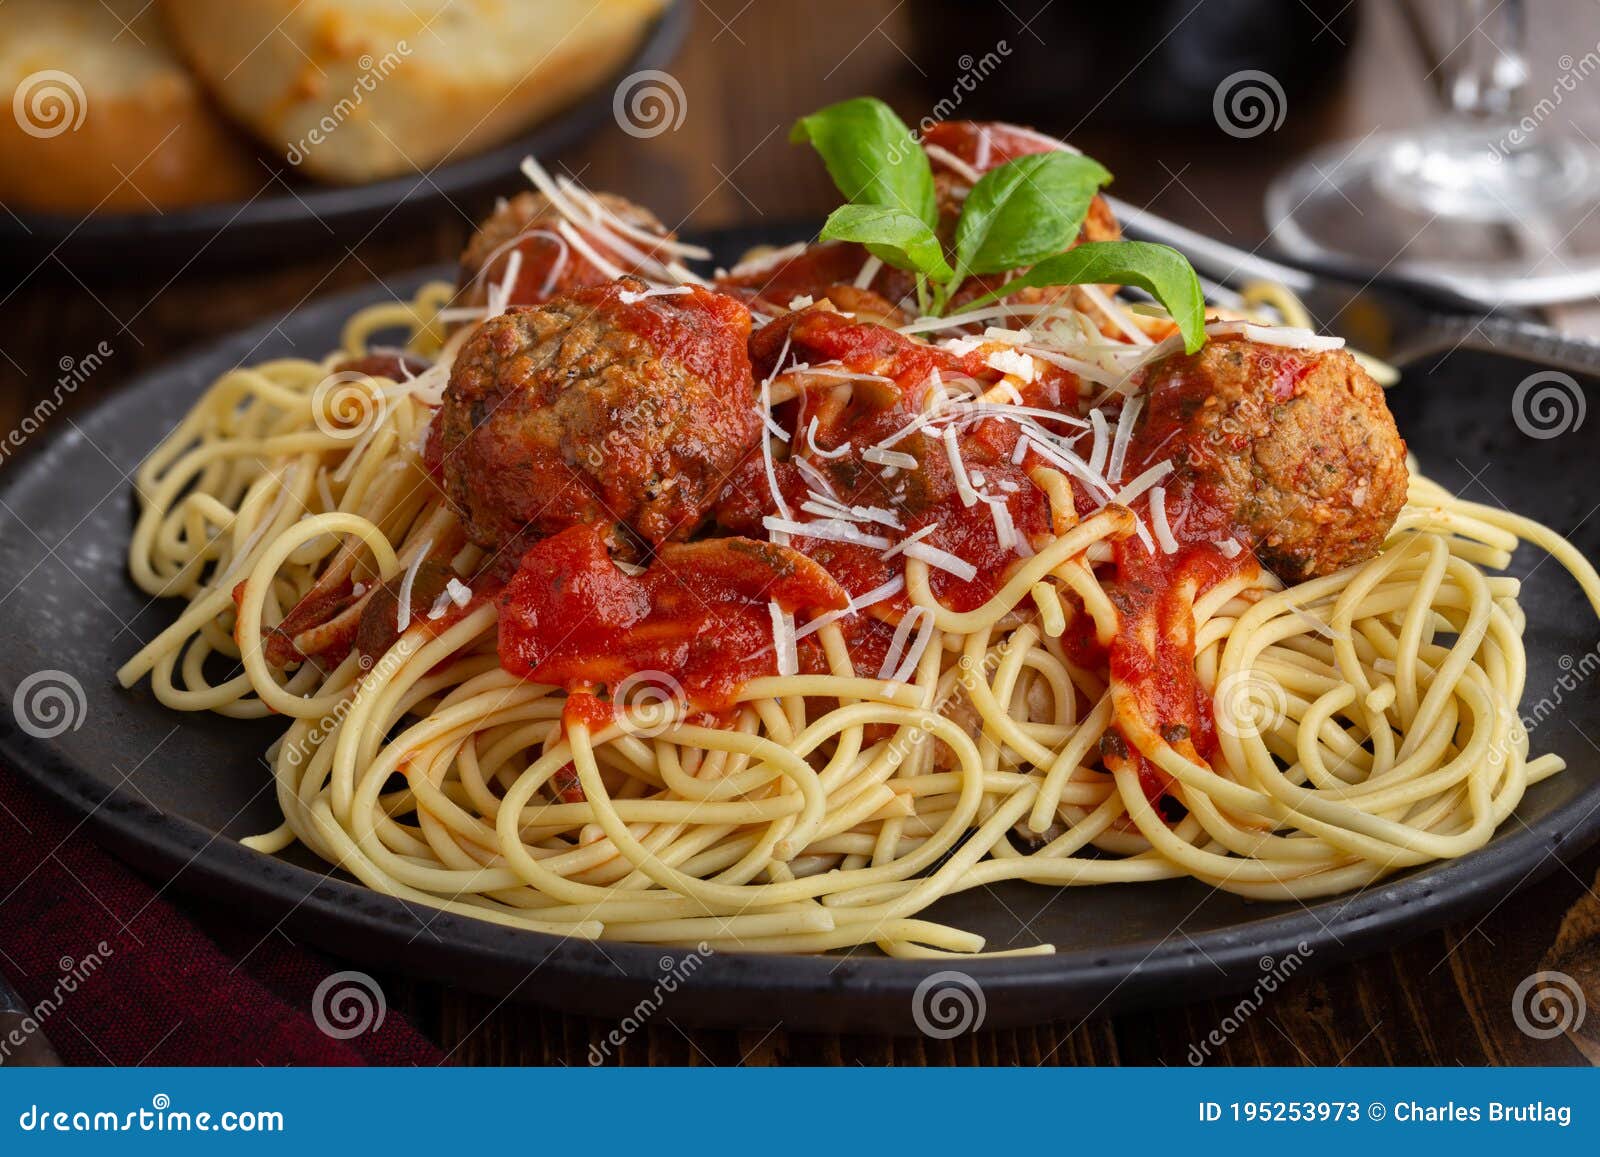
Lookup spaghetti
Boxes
[117,122,1600,958]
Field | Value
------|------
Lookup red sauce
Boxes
[485,230,615,307]
[921,121,1064,171]
[743,310,1056,614]
[600,279,753,394]
[420,410,445,480]
[471,229,1262,826]
[1105,538,1244,802]
[334,349,432,381]
[715,241,885,311]
[1057,368,1261,805]
[498,525,847,713]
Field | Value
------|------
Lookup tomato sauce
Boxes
[921,121,1065,171]
[485,230,615,306]
[715,241,886,310]
[748,310,1057,614]
[600,280,753,396]
[498,525,847,713]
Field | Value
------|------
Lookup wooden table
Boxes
[4,0,1598,1065]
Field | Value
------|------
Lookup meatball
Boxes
[922,120,1121,244]
[1126,336,1407,581]
[440,279,759,554]
[457,191,671,310]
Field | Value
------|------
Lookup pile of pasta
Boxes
[117,281,1600,956]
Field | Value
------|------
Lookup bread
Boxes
[160,0,669,184]
[0,0,263,213]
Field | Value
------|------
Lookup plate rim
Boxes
[3,255,1599,1034]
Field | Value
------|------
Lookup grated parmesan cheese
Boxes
[985,347,1037,383]
[903,540,978,582]
[1149,485,1179,554]
[770,603,798,676]
[878,607,936,683]
[795,575,905,641]
[394,539,434,635]
[762,517,890,550]
[1106,395,1144,484]
[1113,459,1174,506]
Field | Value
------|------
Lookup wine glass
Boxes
[1265,0,1600,306]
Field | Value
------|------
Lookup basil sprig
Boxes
[792,97,1207,351]
[964,242,1206,353]
[953,151,1110,280]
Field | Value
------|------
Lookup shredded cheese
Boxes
[618,285,692,305]
[1207,320,1344,351]
[427,577,473,620]
[1087,408,1110,476]
[923,142,984,183]
[985,347,1037,383]
[394,539,434,635]
[943,427,978,508]
[760,334,795,529]
[863,446,918,470]
[1106,395,1144,484]
[880,524,936,561]
[1113,459,1175,506]
[805,416,852,460]
[762,517,890,549]
[770,603,799,676]
[904,540,978,582]
[1149,485,1179,554]
[795,575,905,641]
[878,607,936,683]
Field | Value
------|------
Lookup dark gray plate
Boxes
[2,240,1598,1034]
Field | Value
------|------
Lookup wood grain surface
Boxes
[3,0,1598,1065]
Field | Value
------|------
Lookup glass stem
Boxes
[1445,0,1528,120]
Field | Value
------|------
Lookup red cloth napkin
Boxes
[0,766,444,1066]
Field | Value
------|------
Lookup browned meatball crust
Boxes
[440,279,760,554]
[457,191,671,311]
[1127,336,1408,581]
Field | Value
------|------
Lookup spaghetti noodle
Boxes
[116,122,1600,958]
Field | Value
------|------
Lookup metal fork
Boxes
[1108,196,1600,378]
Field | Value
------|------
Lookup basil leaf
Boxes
[953,152,1111,278]
[819,204,954,281]
[791,97,938,228]
[966,241,1208,352]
